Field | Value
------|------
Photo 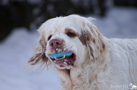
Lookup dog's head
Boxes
[28,15,107,69]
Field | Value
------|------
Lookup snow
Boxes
[0,7,137,90]
[0,28,60,90]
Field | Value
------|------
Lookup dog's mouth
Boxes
[49,52,76,67]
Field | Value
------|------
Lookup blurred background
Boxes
[0,0,137,90]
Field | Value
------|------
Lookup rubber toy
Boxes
[50,52,72,59]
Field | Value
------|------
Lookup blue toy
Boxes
[50,52,72,59]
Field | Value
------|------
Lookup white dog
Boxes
[28,15,137,90]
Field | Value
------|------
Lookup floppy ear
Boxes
[80,18,107,62]
[28,31,49,66]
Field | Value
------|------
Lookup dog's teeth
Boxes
[63,55,66,58]
[54,57,57,60]
[54,57,61,60]
[64,62,67,65]
[54,60,56,63]
[64,59,67,62]
[56,48,62,52]
[58,49,62,52]
[68,62,72,65]
[68,62,73,66]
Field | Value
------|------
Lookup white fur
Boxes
[29,15,137,90]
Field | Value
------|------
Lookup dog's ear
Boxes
[28,31,50,66]
[80,18,107,62]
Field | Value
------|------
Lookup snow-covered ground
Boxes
[0,7,137,90]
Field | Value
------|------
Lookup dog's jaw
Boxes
[46,47,77,69]
[51,53,76,70]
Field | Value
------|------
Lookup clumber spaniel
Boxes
[28,15,137,90]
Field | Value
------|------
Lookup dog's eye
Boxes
[48,35,52,41]
[66,32,76,37]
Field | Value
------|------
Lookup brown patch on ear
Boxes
[94,28,106,51]
[79,30,92,45]
[102,43,105,50]
[28,33,49,66]
[80,30,96,61]
[79,34,86,45]
[92,38,96,44]
[28,53,48,65]
[100,50,102,53]
[89,46,94,59]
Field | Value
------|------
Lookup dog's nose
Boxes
[49,39,63,48]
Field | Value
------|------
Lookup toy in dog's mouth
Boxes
[49,52,76,66]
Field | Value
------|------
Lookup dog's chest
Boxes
[70,68,91,90]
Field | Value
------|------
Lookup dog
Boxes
[28,15,137,90]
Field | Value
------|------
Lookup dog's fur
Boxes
[28,15,137,90]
